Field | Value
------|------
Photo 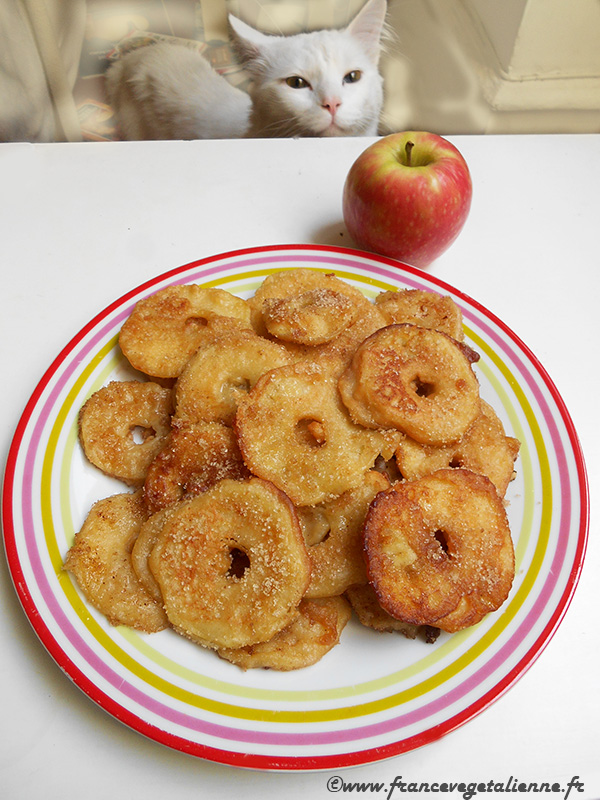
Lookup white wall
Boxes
[382,0,600,134]
[508,0,600,78]
[465,0,600,78]
[461,0,528,71]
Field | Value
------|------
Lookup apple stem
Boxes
[405,140,415,167]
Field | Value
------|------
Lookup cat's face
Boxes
[247,30,383,137]
[230,0,387,138]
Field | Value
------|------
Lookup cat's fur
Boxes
[105,0,388,140]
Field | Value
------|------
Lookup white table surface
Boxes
[1,135,598,799]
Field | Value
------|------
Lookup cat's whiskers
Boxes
[257,113,310,138]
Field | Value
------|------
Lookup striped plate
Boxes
[2,245,588,770]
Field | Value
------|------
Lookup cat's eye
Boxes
[285,76,310,89]
[343,70,362,84]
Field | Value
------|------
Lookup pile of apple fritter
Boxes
[65,270,520,670]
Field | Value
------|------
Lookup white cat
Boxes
[105,0,388,140]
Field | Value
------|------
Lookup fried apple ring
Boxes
[345,583,421,638]
[119,285,252,378]
[217,596,352,671]
[271,301,388,373]
[375,289,464,341]
[148,478,311,650]
[262,288,360,345]
[64,491,168,632]
[234,360,384,506]
[363,469,515,632]
[249,268,369,335]
[338,324,480,445]
[298,470,389,598]
[394,400,520,496]
[143,420,250,512]
[79,380,173,486]
[174,326,292,426]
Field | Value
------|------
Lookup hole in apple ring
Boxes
[227,547,251,579]
[411,376,436,398]
[130,425,156,445]
[294,417,327,448]
[433,529,452,558]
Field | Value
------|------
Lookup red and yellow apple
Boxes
[342,131,472,268]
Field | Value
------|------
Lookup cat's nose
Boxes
[322,97,342,117]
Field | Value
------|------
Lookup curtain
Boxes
[0,0,86,141]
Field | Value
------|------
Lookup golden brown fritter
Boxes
[149,478,311,650]
[64,491,168,632]
[217,597,352,671]
[79,380,173,486]
[338,324,480,445]
[363,469,514,632]
[119,284,252,378]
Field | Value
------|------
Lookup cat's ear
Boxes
[228,14,272,69]
[346,0,388,63]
